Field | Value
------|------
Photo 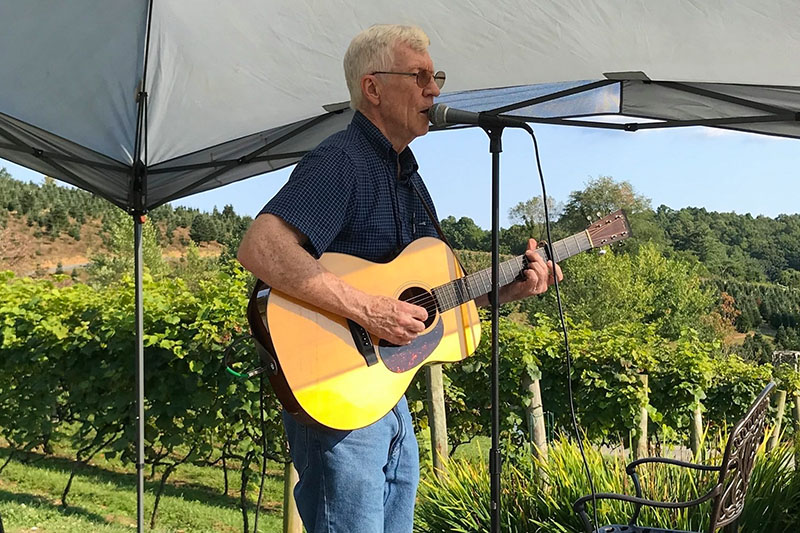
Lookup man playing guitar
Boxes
[237,24,561,533]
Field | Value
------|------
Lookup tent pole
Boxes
[131,2,154,527]
[134,214,145,533]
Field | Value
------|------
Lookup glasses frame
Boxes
[371,70,446,89]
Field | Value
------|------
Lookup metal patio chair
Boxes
[573,381,776,533]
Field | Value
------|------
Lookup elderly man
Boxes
[238,24,560,533]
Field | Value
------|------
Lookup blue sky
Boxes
[2,123,799,229]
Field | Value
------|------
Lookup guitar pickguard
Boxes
[379,319,444,373]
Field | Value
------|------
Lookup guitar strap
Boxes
[408,177,469,276]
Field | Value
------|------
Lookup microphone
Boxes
[428,103,531,130]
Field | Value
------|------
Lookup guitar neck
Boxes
[432,230,592,312]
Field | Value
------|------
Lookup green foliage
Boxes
[508,195,562,242]
[559,176,652,234]
[416,437,800,533]
[413,316,556,450]
[189,212,220,243]
[412,306,772,448]
[440,177,800,331]
[774,364,800,396]
[441,216,490,252]
[412,311,718,448]
[741,441,800,532]
[715,279,800,337]
[0,170,115,239]
[520,243,715,341]
[779,268,800,288]
[657,206,800,283]
[735,332,775,364]
[172,240,222,289]
[704,355,774,429]
[648,332,715,438]
[87,209,166,284]
[0,264,287,522]
[0,171,251,254]
[775,325,800,350]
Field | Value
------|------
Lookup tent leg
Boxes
[134,215,145,533]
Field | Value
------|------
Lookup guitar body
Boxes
[250,237,481,431]
[247,211,632,431]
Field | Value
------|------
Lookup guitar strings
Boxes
[397,249,555,313]
[402,294,438,313]
[402,260,528,310]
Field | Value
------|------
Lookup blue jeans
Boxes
[282,396,419,533]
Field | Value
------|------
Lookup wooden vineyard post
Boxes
[283,462,302,533]
[426,364,449,476]
[635,373,649,460]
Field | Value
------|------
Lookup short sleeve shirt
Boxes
[260,111,439,262]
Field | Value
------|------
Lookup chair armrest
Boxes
[626,456,721,476]
[573,488,720,533]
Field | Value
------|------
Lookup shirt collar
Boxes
[352,111,419,178]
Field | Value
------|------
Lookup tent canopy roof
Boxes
[2,0,799,211]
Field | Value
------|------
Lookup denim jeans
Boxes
[282,396,419,533]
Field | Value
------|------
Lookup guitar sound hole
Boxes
[378,287,438,348]
[399,286,436,329]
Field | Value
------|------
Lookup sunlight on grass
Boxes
[0,447,284,533]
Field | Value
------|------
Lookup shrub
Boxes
[415,436,800,533]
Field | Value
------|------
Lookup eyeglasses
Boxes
[371,70,446,89]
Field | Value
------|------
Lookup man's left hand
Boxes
[497,238,563,304]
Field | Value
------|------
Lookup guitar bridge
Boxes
[347,320,378,367]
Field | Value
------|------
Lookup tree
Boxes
[779,269,800,288]
[87,209,166,284]
[560,176,652,233]
[776,325,800,350]
[735,333,774,365]
[44,203,70,237]
[499,224,534,255]
[508,195,562,241]
[524,242,715,340]
[440,216,489,251]
[189,213,219,243]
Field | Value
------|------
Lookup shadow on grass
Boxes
[0,447,283,512]
[0,488,112,526]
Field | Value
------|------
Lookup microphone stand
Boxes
[484,125,504,533]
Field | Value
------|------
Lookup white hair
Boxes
[343,24,430,111]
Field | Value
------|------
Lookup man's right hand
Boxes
[359,295,428,345]
[239,215,430,346]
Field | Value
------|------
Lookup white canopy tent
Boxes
[2,1,800,530]
[3,0,800,212]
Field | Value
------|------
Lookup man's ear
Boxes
[361,75,381,106]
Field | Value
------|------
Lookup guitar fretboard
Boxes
[431,231,592,312]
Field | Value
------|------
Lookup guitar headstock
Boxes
[585,210,632,248]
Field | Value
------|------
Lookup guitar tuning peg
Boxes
[596,211,602,219]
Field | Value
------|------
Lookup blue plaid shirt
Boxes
[260,111,439,262]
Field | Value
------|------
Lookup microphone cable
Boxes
[252,373,269,533]
[220,333,283,533]
[522,125,600,532]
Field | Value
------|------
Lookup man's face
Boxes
[376,43,441,150]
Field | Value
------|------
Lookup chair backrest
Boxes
[708,381,775,532]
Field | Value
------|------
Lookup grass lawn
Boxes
[0,446,285,532]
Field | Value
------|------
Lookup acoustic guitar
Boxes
[247,211,631,430]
